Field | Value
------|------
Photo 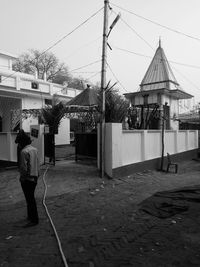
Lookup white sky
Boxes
[1,0,200,104]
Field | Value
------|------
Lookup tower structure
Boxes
[124,40,193,130]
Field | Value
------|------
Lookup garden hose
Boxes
[42,166,69,267]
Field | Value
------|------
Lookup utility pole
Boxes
[100,0,109,178]
[160,102,168,171]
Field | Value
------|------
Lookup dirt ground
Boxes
[1,159,200,267]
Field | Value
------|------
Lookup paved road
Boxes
[1,159,200,267]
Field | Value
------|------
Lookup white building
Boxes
[0,50,82,164]
[0,50,82,141]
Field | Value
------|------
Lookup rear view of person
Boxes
[17,132,40,227]
[15,129,25,167]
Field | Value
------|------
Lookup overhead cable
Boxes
[111,3,200,42]
[87,71,101,80]
[114,46,200,70]
[2,7,103,82]
[120,17,154,51]
[38,7,103,56]
[63,36,102,61]
[171,65,200,93]
[106,62,129,93]
[111,8,154,51]
[70,60,101,72]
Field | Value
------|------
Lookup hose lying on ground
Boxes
[42,166,69,267]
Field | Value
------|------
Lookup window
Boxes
[143,94,149,105]
[45,99,52,106]
[31,82,38,89]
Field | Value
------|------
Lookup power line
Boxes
[112,45,200,98]
[106,62,128,93]
[111,8,154,51]
[39,7,103,56]
[120,17,154,51]
[114,46,151,59]
[43,72,101,96]
[70,60,101,72]
[73,71,98,74]
[1,7,103,83]
[63,36,102,61]
[87,71,101,80]
[114,46,200,70]
[171,65,200,94]
[111,2,200,42]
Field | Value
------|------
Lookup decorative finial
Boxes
[159,37,161,47]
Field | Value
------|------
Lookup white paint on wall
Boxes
[112,123,123,169]
[148,93,157,104]
[146,131,161,160]
[30,125,44,165]
[22,96,43,109]
[105,123,113,177]
[103,123,199,177]
[122,131,142,165]
[55,118,70,145]
[188,131,197,149]
[22,116,38,133]
[177,131,187,152]
[165,131,176,155]
[38,83,49,93]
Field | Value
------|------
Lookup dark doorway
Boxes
[44,133,55,164]
[75,132,97,161]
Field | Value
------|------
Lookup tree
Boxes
[13,49,89,89]
[97,86,129,123]
[68,77,88,90]
[13,49,71,83]
[41,99,66,134]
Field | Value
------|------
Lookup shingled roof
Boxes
[67,86,98,108]
[140,40,180,91]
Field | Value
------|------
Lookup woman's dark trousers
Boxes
[21,180,39,223]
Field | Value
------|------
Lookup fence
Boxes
[0,126,44,165]
[103,123,199,178]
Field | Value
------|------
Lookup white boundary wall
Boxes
[104,123,199,177]
[0,126,44,165]
[0,132,18,162]
[0,119,69,165]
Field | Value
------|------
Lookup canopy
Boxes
[67,87,98,106]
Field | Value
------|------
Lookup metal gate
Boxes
[44,133,55,164]
[75,132,97,161]
[44,132,97,164]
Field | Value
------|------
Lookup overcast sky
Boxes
[1,0,200,105]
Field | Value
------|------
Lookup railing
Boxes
[0,71,81,98]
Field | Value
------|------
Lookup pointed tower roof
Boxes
[124,40,193,101]
[140,40,179,91]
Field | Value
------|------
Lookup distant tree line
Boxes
[13,49,88,90]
